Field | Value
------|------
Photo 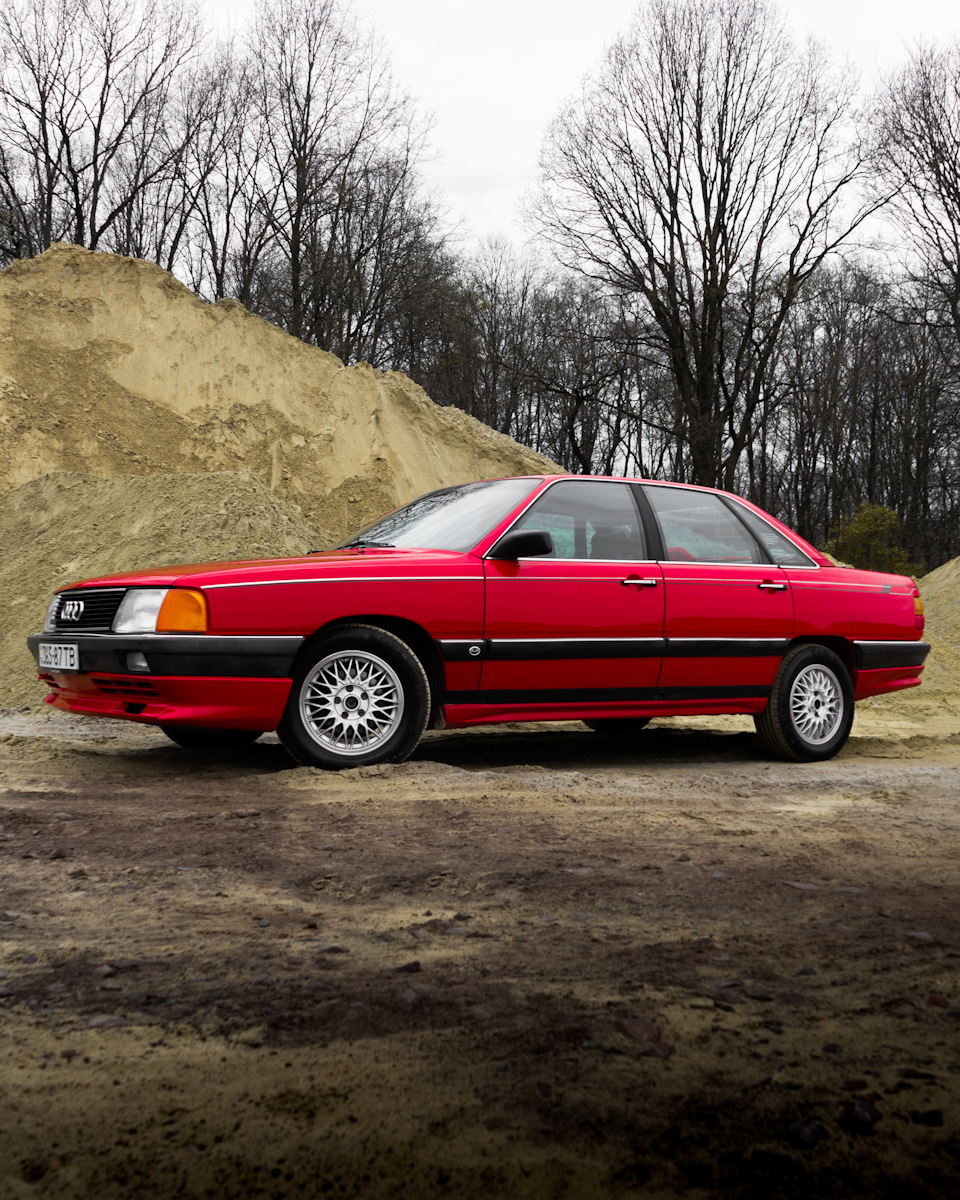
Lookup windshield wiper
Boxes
[337,539,395,550]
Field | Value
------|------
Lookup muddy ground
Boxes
[1,705,958,1199]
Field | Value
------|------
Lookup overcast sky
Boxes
[215,0,960,248]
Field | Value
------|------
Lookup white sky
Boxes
[213,0,960,248]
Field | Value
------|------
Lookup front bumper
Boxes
[27,633,303,730]
[28,632,302,678]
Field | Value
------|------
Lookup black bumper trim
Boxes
[28,633,303,679]
[854,641,931,671]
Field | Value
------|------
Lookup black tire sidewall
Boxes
[583,718,651,734]
[773,645,854,761]
[278,626,430,768]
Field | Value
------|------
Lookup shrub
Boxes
[824,503,923,576]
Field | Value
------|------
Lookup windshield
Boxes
[337,478,542,553]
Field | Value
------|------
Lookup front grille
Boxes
[50,587,126,632]
[92,676,161,698]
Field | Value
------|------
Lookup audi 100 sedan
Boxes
[28,475,929,767]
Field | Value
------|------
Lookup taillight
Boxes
[913,588,925,631]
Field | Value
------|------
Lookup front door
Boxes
[480,480,664,707]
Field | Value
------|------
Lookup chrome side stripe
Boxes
[205,575,479,590]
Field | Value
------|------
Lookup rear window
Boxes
[643,486,761,564]
[727,503,815,566]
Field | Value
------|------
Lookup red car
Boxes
[28,475,929,767]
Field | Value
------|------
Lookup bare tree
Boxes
[874,41,960,347]
[753,262,960,564]
[248,0,429,346]
[533,0,881,490]
[293,136,445,365]
[105,50,229,273]
[0,0,202,262]
[450,242,659,476]
[179,45,274,304]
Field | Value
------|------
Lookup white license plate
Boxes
[38,642,79,671]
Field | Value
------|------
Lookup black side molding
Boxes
[437,637,789,662]
[444,686,770,706]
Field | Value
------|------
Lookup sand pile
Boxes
[854,557,960,726]
[1,471,335,708]
[912,558,960,701]
[0,244,558,535]
[0,243,559,708]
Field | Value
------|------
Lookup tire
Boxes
[755,644,854,762]
[161,726,262,750]
[277,625,431,769]
[583,718,651,734]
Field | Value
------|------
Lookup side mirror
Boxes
[488,529,554,560]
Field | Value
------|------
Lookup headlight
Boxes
[42,595,61,633]
[113,588,169,633]
[111,588,209,634]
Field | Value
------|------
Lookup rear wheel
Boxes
[278,625,430,769]
[583,718,651,734]
[161,726,262,750]
[755,644,854,762]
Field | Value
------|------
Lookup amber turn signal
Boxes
[156,588,208,633]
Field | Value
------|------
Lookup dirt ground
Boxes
[1,702,958,1200]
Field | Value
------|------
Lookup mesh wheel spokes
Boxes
[789,665,843,745]
[300,651,404,755]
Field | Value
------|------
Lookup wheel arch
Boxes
[297,615,446,727]
[787,635,856,682]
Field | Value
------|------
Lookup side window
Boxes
[644,486,762,564]
[728,503,814,566]
[512,481,647,560]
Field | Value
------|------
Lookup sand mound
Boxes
[0,244,558,534]
[912,558,960,701]
[0,471,335,709]
[0,244,559,708]
[918,557,960,644]
[856,557,960,725]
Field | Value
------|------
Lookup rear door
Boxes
[641,485,794,693]
[480,479,664,704]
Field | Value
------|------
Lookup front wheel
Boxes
[755,644,854,762]
[277,625,431,769]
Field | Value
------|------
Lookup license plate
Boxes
[38,642,79,671]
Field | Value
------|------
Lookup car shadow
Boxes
[414,722,767,770]
[118,723,767,774]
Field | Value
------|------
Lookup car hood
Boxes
[58,546,480,591]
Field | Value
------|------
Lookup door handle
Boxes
[758,581,788,592]
[622,577,659,587]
